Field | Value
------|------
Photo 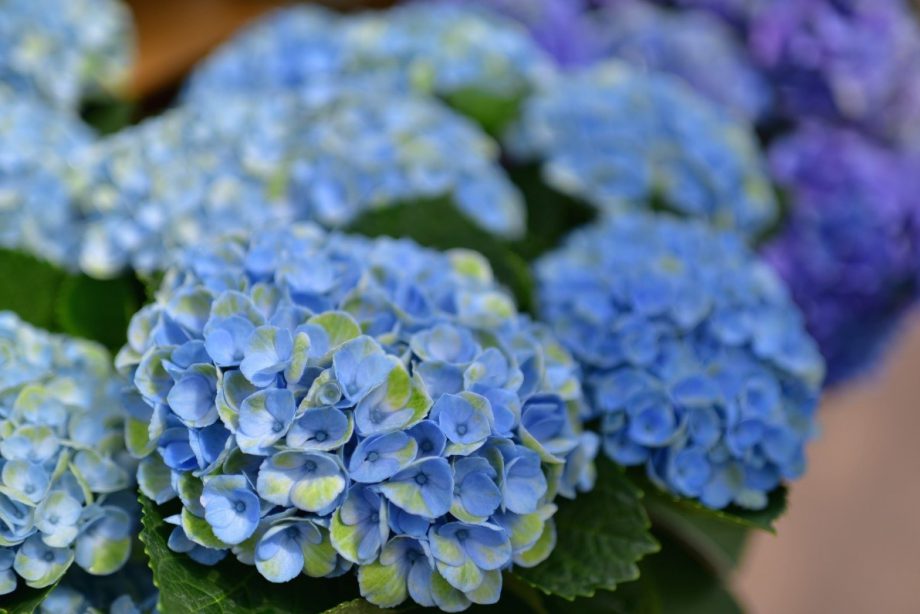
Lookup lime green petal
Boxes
[80,536,131,575]
[290,474,346,513]
[125,416,156,459]
[465,569,501,605]
[513,518,557,568]
[302,530,337,578]
[309,311,361,355]
[430,570,472,613]
[181,508,228,550]
[358,559,408,608]
[330,509,362,564]
[437,557,483,593]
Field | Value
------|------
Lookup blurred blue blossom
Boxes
[536,213,824,509]
[0,0,133,110]
[459,0,770,120]
[0,311,135,596]
[763,124,920,385]
[0,92,92,268]
[119,226,596,610]
[72,90,523,279]
[508,61,777,240]
[185,4,552,108]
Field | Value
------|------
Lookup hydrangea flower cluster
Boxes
[587,0,771,121]
[0,92,92,268]
[444,0,601,68]
[118,226,596,610]
[184,4,553,108]
[536,213,825,510]
[507,61,777,240]
[0,0,133,110]
[0,311,134,595]
[763,125,920,384]
[72,90,522,279]
[461,0,770,120]
[742,0,920,147]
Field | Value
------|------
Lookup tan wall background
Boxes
[121,2,920,611]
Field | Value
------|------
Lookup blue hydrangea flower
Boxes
[536,213,825,509]
[507,61,777,240]
[459,0,770,120]
[762,124,920,385]
[0,0,133,110]
[586,0,771,121]
[185,4,552,110]
[0,91,92,268]
[120,226,596,610]
[0,312,135,595]
[72,89,523,279]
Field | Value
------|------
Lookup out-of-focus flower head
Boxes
[185,4,553,110]
[536,213,824,510]
[118,226,596,611]
[0,0,133,110]
[440,0,602,68]
[745,0,920,146]
[507,61,777,240]
[0,312,134,596]
[763,124,920,385]
[0,91,91,268]
[587,0,771,121]
[73,90,523,280]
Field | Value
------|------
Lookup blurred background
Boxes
[115,1,920,612]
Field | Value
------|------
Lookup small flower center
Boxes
[414,473,428,486]
[455,529,469,542]
[271,420,285,433]
[314,431,328,442]
[304,460,318,472]
[24,484,35,494]
[366,451,380,463]
[47,515,59,525]
[43,551,54,562]
[234,500,246,513]
[455,423,468,436]
[420,440,433,453]
[370,512,380,523]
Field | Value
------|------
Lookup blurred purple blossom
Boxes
[763,124,920,384]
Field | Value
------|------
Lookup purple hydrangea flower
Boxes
[762,124,920,384]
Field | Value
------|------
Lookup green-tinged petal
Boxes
[375,481,426,518]
[216,369,259,431]
[284,330,312,385]
[330,509,362,564]
[465,569,501,605]
[428,531,464,567]
[513,518,557,568]
[137,455,175,504]
[358,558,408,608]
[430,570,472,613]
[437,557,483,593]
[444,441,486,457]
[302,529,337,578]
[181,508,228,550]
[125,416,157,458]
[308,311,361,356]
[448,250,494,284]
[76,534,131,575]
[177,473,205,516]
[519,425,566,464]
[290,473,347,513]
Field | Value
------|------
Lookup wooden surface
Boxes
[735,313,920,613]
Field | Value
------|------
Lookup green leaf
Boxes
[0,248,67,331]
[139,496,361,614]
[56,273,142,352]
[513,458,659,600]
[318,599,394,614]
[347,196,534,313]
[642,498,750,577]
[632,472,787,534]
[79,95,136,136]
[0,583,59,614]
[506,163,596,262]
[441,89,523,138]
